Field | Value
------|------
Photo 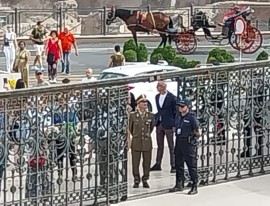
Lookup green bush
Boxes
[151,53,164,64]
[137,43,148,62]
[186,60,201,68]
[123,39,137,53]
[207,57,217,64]
[173,56,200,69]
[123,40,148,62]
[256,50,269,61]
[124,50,137,62]
[150,46,176,65]
[173,55,188,68]
[151,47,164,56]
[207,48,235,64]
[162,45,176,65]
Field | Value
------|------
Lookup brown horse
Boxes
[106,6,173,47]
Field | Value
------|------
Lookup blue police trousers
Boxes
[175,139,197,185]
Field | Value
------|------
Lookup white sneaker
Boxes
[31,66,38,71]
[40,67,45,71]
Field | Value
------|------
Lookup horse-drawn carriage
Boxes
[174,5,263,54]
[106,5,263,55]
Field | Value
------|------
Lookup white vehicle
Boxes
[98,62,182,113]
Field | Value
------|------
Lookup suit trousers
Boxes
[131,149,152,183]
[155,123,175,167]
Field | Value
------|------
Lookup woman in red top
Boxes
[45,30,62,83]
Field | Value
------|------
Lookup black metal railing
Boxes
[0,61,270,205]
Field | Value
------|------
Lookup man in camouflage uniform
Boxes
[128,94,155,188]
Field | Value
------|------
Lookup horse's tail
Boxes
[168,16,174,28]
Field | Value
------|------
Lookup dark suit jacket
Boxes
[155,91,176,129]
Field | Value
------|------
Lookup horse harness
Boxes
[130,10,156,29]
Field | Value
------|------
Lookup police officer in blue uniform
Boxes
[169,99,201,195]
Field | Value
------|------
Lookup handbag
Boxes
[29,155,46,168]
[4,34,10,46]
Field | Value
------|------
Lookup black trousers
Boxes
[56,139,77,176]
[175,139,197,185]
[243,116,263,155]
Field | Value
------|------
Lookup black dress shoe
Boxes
[188,186,198,195]
[143,182,150,188]
[150,164,162,171]
[169,184,183,192]
[133,183,139,188]
[170,166,176,173]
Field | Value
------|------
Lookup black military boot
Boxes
[169,182,183,192]
[133,182,139,188]
[188,185,198,195]
[143,181,150,188]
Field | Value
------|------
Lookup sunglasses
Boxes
[179,105,186,108]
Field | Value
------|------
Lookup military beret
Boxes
[136,94,147,104]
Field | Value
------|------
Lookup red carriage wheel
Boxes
[229,26,262,53]
[242,27,263,54]
[174,32,197,55]
[229,32,253,51]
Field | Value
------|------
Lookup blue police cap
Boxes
[176,99,190,107]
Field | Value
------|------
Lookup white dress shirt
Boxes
[159,92,168,108]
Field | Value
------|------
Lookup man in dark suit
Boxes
[151,80,176,173]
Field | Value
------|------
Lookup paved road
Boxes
[115,174,270,206]
[0,41,268,84]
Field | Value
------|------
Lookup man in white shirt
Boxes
[151,80,176,173]
[81,68,97,83]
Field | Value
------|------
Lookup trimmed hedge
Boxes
[256,50,268,61]
[124,50,137,62]
[150,46,201,69]
[123,39,148,62]
[207,48,235,64]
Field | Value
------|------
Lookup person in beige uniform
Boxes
[13,41,30,87]
[128,94,155,188]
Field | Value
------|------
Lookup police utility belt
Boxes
[176,129,198,145]
[176,135,194,143]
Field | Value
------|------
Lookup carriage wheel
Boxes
[229,32,253,51]
[174,32,197,55]
[242,27,263,54]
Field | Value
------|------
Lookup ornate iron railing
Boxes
[0,61,270,205]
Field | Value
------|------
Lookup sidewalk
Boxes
[116,174,270,206]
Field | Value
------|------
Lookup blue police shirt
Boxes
[175,112,199,139]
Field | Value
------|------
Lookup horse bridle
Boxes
[109,6,116,20]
